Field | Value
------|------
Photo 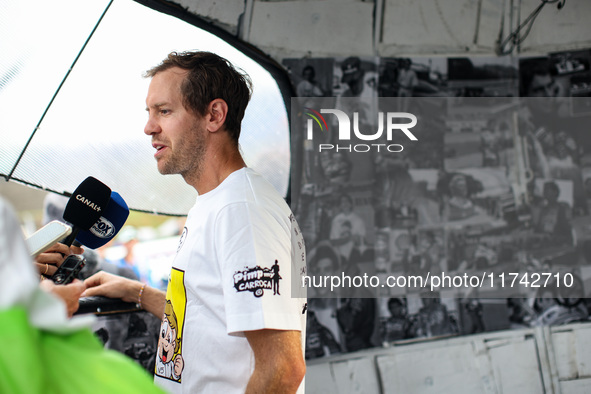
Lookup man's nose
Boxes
[144,117,161,135]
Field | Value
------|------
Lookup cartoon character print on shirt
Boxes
[155,268,187,383]
[233,260,282,298]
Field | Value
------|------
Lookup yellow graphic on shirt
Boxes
[155,268,187,383]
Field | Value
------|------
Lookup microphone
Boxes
[75,191,130,249]
[62,176,111,246]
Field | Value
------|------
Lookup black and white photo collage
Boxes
[284,50,591,360]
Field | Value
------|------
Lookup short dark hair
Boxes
[310,243,340,272]
[388,298,404,309]
[519,57,554,96]
[543,180,560,194]
[302,65,315,77]
[145,51,252,144]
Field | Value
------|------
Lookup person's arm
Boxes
[244,329,306,394]
[82,271,166,318]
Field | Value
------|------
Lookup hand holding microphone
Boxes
[50,190,130,285]
[30,174,109,277]
[29,176,130,283]
[28,176,136,316]
[53,187,130,285]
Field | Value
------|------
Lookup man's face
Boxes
[158,317,177,364]
[389,303,404,317]
[145,67,207,180]
[450,176,468,198]
[543,184,559,203]
[317,257,335,276]
[340,222,352,238]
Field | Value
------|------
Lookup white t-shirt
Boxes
[154,168,307,394]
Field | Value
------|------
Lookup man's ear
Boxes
[206,99,228,133]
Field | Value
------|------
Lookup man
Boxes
[397,58,418,98]
[339,56,376,98]
[380,298,412,343]
[397,58,417,112]
[83,51,307,393]
[532,180,573,246]
[296,65,324,97]
[329,194,366,264]
[521,60,563,99]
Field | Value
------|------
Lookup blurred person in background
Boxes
[109,226,142,280]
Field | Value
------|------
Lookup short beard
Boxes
[158,124,206,182]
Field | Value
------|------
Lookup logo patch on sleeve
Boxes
[233,260,282,297]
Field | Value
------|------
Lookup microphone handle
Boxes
[75,296,142,315]
[61,227,80,247]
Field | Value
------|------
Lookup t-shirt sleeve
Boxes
[215,202,303,336]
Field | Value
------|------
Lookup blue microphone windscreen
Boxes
[76,191,130,249]
[63,176,111,230]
